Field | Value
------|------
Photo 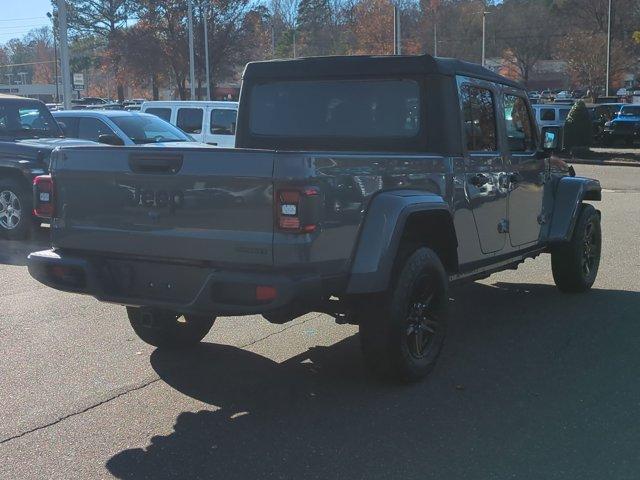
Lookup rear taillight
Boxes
[276,186,320,233]
[33,175,55,218]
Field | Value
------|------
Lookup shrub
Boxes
[563,100,592,152]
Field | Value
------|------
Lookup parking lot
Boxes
[1,163,639,479]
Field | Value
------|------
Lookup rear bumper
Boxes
[27,249,324,316]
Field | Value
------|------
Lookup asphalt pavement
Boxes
[1,164,639,479]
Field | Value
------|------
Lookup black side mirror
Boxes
[98,133,125,146]
[540,125,561,152]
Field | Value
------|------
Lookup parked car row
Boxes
[45,98,240,149]
[52,110,204,147]
[0,93,239,240]
[531,99,638,147]
[601,104,640,146]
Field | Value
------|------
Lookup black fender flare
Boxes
[346,190,454,294]
[547,176,601,244]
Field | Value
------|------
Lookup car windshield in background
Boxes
[0,101,62,139]
[620,107,640,116]
[249,79,420,139]
[110,114,190,144]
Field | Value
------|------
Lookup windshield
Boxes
[0,101,63,139]
[619,106,640,117]
[110,114,191,144]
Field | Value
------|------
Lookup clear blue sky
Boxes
[1,0,53,44]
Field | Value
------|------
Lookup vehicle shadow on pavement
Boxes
[106,281,640,480]
[0,228,49,266]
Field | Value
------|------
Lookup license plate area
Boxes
[96,258,210,304]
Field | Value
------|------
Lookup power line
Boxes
[0,16,47,22]
[0,24,50,31]
[0,60,56,68]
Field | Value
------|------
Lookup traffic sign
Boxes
[73,73,84,91]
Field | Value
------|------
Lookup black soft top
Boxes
[243,54,523,89]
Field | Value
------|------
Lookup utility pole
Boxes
[433,19,438,57]
[292,29,297,58]
[47,12,59,102]
[393,5,402,55]
[481,10,487,67]
[187,0,196,99]
[605,0,612,96]
[271,24,275,56]
[202,2,211,101]
[57,0,72,109]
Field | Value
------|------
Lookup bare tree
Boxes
[64,0,133,101]
[558,31,629,96]
[495,0,554,87]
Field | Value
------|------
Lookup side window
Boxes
[78,117,114,142]
[559,109,570,121]
[177,108,203,134]
[57,117,79,138]
[504,95,535,152]
[540,108,555,121]
[146,108,171,122]
[210,109,237,135]
[460,84,497,152]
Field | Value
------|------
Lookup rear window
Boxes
[145,108,171,122]
[249,79,420,139]
[540,108,556,121]
[0,101,62,139]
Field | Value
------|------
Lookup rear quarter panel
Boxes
[272,152,453,276]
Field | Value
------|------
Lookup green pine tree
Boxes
[296,0,333,57]
[563,100,592,151]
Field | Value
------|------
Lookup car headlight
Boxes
[604,121,612,127]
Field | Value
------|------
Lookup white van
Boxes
[140,100,238,148]
[532,104,573,128]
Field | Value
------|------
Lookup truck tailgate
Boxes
[50,147,274,266]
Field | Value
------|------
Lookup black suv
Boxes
[0,94,95,239]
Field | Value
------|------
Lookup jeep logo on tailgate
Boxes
[129,187,184,209]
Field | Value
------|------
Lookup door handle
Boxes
[469,174,490,187]
[128,154,183,174]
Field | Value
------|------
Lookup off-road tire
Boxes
[359,247,449,382]
[127,307,215,349]
[551,204,601,293]
[0,178,32,240]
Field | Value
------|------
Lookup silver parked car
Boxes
[52,110,208,147]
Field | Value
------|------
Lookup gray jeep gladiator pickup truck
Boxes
[28,55,602,381]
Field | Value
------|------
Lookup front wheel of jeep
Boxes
[359,247,449,383]
[551,204,601,293]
